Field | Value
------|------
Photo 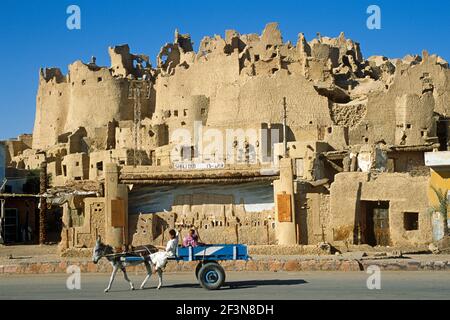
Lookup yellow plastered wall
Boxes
[428,169,450,207]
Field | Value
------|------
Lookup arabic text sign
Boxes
[174,162,225,170]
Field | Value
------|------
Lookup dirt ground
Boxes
[0,244,60,263]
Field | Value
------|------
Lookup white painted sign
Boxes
[174,162,225,170]
[425,151,450,167]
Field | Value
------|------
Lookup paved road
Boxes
[0,271,449,300]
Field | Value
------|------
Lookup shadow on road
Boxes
[162,279,308,290]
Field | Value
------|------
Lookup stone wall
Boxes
[130,207,276,247]
[33,54,155,150]
[59,197,106,251]
[329,172,432,246]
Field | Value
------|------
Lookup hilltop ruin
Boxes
[2,23,450,252]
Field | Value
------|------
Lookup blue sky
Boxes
[0,0,449,140]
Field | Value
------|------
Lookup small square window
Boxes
[404,212,419,230]
[75,162,80,166]
[96,162,103,171]
[174,110,178,117]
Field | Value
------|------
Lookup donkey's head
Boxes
[92,236,108,264]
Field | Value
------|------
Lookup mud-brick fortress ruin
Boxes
[2,23,450,252]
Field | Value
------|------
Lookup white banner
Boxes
[174,162,225,170]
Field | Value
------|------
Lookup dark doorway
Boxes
[3,208,18,243]
[361,201,391,246]
[46,207,63,243]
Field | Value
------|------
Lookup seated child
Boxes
[183,228,199,247]
[150,229,179,272]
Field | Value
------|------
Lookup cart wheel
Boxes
[198,262,225,290]
[195,262,203,279]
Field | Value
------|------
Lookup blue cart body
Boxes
[120,244,249,263]
[120,244,249,290]
[173,244,249,262]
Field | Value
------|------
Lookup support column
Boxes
[274,158,297,245]
[104,163,128,249]
[59,203,70,250]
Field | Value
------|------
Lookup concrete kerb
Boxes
[0,258,448,274]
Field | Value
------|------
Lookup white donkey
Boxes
[92,237,164,292]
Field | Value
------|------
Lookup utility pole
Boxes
[282,97,288,158]
[128,80,150,167]
[128,76,152,168]
[128,81,142,168]
[39,161,47,244]
[133,85,141,168]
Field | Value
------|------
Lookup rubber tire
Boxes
[198,262,226,290]
[195,263,203,280]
